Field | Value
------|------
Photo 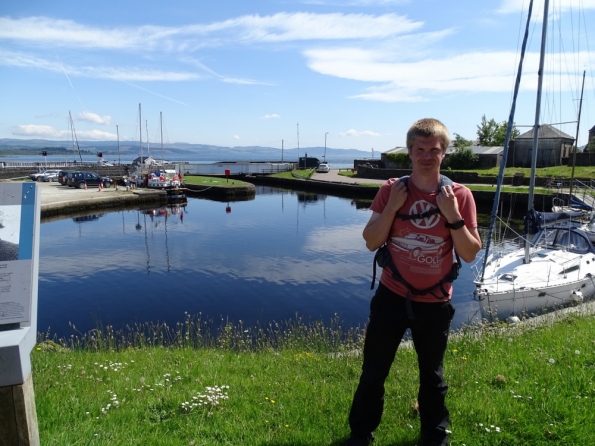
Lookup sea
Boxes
[0,154,364,170]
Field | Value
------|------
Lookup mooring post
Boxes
[0,183,41,446]
[0,371,40,445]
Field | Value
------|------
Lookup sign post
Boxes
[0,183,41,445]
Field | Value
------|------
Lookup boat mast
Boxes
[569,70,586,197]
[69,111,83,163]
[480,0,535,281]
[139,103,143,167]
[160,111,164,165]
[524,0,550,264]
[146,120,150,160]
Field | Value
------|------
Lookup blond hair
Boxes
[406,118,450,151]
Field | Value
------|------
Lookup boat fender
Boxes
[570,290,583,303]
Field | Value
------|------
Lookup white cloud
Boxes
[209,12,422,43]
[12,124,116,140]
[0,13,422,50]
[304,45,595,102]
[77,111,111,125]
[12,125,66,138]
[262,114,281,119]
[76,130,117,140]
[233,135,240,140]
[339,129,380,137]
[0,49,200,82]
[222,77,272,85]
[0,17,174,50]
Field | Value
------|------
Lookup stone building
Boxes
[507,124,574,168]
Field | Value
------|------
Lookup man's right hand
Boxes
[386,179,408,214]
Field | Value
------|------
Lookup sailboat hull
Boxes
[475,238,595,321]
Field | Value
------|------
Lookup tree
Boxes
[585,139,595,153]
[445,146,478,170]
[476,115,519,146]
[453,133,472,149]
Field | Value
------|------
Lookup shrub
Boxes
[445,147,478,170]
[385,152,410,168]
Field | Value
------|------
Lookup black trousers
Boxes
[348,283,455,443]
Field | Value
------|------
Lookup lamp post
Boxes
[324,132,328,162]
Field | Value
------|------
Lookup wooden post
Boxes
[0,373,40,446]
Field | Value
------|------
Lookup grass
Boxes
[271,169,315,179]
[33,306,595,445]
[183,175,253,188]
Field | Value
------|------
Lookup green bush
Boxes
[446,147,479,169]
[385,152,410,168]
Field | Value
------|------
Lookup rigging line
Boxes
[510,0,530,107]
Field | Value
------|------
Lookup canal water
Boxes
[38,186,483,340]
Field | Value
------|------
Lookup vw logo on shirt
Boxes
[408,200,441,229]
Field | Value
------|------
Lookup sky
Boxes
[1,0,595,154]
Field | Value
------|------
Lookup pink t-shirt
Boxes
[370,177,477,303]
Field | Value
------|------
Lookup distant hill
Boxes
[0,138,375,161]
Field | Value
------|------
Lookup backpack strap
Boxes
[371,245,461,297]
[394,175,453,220]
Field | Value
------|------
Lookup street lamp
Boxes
[324,132,328,162]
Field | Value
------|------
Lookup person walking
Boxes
[346,118,482,446]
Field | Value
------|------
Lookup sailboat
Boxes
[473,0,595,322]
[147,112,182,190]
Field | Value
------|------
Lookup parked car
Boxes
[69,171,113,189]
[40,170,61,182]
[57,170,76,186]
[28,169,49,181]
[66,171,83,187]
[316,162,330,173]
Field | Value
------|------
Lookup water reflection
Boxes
[38,187,482,340]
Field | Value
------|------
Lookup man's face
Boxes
[408,136,445,175]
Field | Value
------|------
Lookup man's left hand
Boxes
[436,185,462,223]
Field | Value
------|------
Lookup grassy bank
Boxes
[33,307,595,445]
[183,175,253,188]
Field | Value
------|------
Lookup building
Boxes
[507,124,574,168]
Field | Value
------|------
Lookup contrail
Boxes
[118,79,190,106]
[56,55,84,108]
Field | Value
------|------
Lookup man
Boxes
[347,118,481,446]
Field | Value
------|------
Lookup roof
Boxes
[516,124,574,140]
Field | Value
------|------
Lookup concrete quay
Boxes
[34,181,167,221]
[33,171,382,218]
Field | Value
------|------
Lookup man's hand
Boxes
[436,185,462,223]
[386,179,408,214]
